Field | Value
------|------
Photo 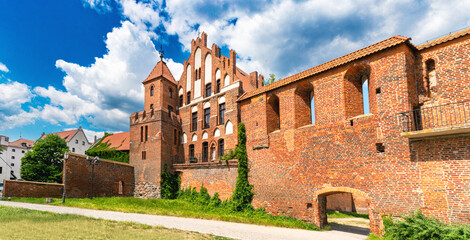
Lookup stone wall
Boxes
[3,179,63,198]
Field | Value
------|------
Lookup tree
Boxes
[263,74,277,86]
[21,134,69,183]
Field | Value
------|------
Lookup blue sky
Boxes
[0,0,469,142]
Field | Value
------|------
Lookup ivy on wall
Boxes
[85,133,129,163]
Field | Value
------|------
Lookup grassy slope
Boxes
[10,197,320,231]
[0,205,230,240]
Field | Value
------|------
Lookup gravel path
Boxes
[0,201,367,240]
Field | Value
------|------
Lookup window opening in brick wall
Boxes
[187,91,191,104]
[219,103,225,125]
[169,88,173,98]
[141,126,143,142]
[174,129,177,145]
[150,104,154,110]
[205,83,211,97]
[267,95,280,133]
[150,85,154,96]
[118,181,124,195]
[376,143,385,153]
[204,108,210,129]
[142,151,146,160]
[375,87,381,94]
[202,142,208,162]
[216,79,221,93]
[362,75,370,114]
[189,144,195,162]
[145,126,148,142]
[294,82,314,127]
[179,95,183,107]
[426,59,436,93]
[192,112,198,131]
[168,105,173,118]
[218,139,224,158]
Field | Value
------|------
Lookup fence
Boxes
[398,100,470,132]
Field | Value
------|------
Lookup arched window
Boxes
[225,120,233,135]
[169,88,173,98]
[361,75,370,114]
[344,64,371,118]
[187,91,191,104]
[150,85,154,96]
[202,142,209,162]
[267,95,280,133]
[182,133,187,144]
[294,82,314,128]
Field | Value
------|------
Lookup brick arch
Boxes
[313,186,382,235]
[294,81,314,128]
[343,63,374,118]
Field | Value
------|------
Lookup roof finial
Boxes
[159,44,164,62]
[197,30,201,38]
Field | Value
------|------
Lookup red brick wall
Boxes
[3,179,63,198]
[64,153,134,198]
[174,162,238,200]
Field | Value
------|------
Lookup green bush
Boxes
[383,210,470,240]
[160,165,180,199]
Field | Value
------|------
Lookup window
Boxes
[216,80,221,93]
[21,150,25,153]
[192,112,198,131]
[169,88,173,98]
[267,95,280,133]
[11,156,14,159]
[195,69,198,79]
[145,126,148,142]
[198,68,202,79]
[426,59,437,92]
[12,149,15,152]
[142,151,146,160]
[189,144,195,161]
[75,139,78,144]
[205,83,211,97]
[82,141,85,146]
[204,108,210,129]
[168,105,173,118]
[219,103,225,125]
[218,139,224,157]
[150,85,154,96]
[118,181,124,195]
[179,95,183,107]
[362,75,370,114]
[294,82,314,127]
[72,148,75,152]
[174,129,177,145]
[202,142,208,162]
[187,91,191,104]
[0,167,2,174]
[22,143,26,147]
[150,104,154,110]
[11,163,14,167]
[140,126,144,142]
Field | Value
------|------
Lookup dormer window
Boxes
[21,143,27,147]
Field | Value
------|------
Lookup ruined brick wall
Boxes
[411,135,470,224]
[64,153,134,198]
[2,179,63,198]
[174,161,238,200]
[241,44,420,234]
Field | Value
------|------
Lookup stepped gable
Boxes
[238,35,410,101]
[142,60,176,84]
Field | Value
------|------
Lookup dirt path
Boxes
[0,201,367,240]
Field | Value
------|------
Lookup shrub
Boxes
[160,165,180,199]
[383,210,470,240]
[85,133,129,163]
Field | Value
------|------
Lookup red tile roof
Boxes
[417,27,470,50]
[143,60,177,84]
[40,129,77,142]
[9,139,35,148]
[100,132,129,151]
[238,35,410,101]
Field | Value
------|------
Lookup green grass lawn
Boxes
[326,210,369,219]
[0,205,231,240]
[8,197,320,231]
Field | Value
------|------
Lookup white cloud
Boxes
[0,81,39,130]
[0,62,9,73]
[82,0,112,13]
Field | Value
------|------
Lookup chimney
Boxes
[250,71,258,88]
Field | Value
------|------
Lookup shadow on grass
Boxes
[328,222,370,236]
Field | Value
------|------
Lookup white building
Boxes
[0,135,34,182]
[40,127,92,155]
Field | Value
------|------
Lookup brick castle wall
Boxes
[64,153,134,198]
[2,179,63,198]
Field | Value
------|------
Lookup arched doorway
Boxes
[313,187,381,235]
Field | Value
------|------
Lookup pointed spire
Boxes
[159,44,164,62]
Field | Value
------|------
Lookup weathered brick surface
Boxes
[64,153,134,198]
[3,179,63,198]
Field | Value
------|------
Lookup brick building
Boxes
[130,29,470,234]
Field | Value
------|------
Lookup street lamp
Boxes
[62,152,69,204]
[86,156,100,200]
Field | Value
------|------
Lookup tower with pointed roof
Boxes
[130,57,181,198]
